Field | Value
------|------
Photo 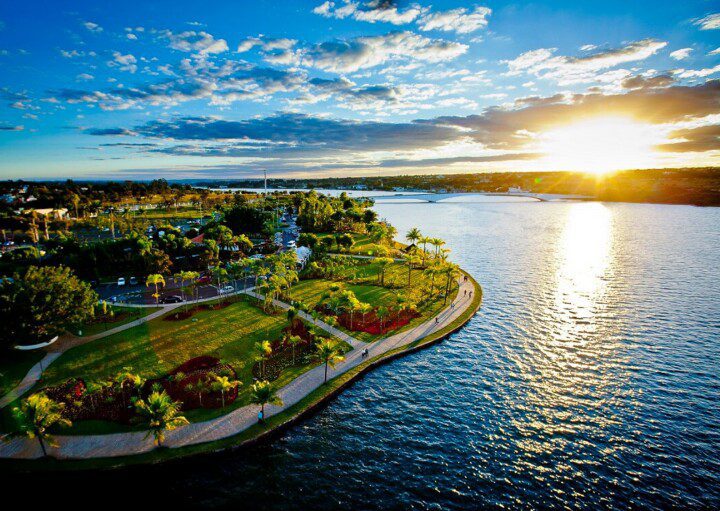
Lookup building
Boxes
[295,246,312,269]
[32,208,69,219]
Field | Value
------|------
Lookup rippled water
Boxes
[15,200,720,509]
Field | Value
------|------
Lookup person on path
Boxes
[435,317,439,324]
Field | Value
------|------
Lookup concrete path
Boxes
[0,278,476,460]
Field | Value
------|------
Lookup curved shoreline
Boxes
[1,273,482,472]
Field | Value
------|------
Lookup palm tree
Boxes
[253,340,273,378]
[12,393,71,457]
[211,374,239,408]
[287,334,303,365]
[133,389,189,447]
[114,367,145,409]
[250,380,283,422]
[146,274,166,305]
[70,193,81,219]
[406,227,421,247]
[315,339,345,384]
[376,306,389,332]
[424,264,439,297]
[403,253,421,287]
[419,235,431,266]
[287,307,298,329]
[176,270,199,305]
[373,257,394,286]
[359,302,373,326]
[185,377,211,408]
[441,263,460,305]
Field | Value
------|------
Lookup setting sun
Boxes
[539,117,659,174]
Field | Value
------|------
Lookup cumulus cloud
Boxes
[694,13,720,30]
[162,30,228,55]
[621,73,675,89]
[670,48,693,60]
[108,52,137,73]
[83,21,103,33]
[505,39,667,84]
[417,6,492,34]
[76,73,95,81]
[656,124,720,152]
[674,64,720,79]
[313,1,423,25]
[306,31,467,72]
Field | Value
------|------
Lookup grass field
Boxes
[75,306,161,337]
[0,350,44,398]
[291,260,458,342]
[316,233,403,256]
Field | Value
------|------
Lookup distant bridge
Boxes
[372,192,557,203]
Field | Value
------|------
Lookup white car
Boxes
[219,285,235,294]
[117,277,126,286]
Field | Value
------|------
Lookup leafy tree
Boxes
[185,377,212,407]
[253,340,273,378]
[12,393,71,457]
[287,334,303,365]
[250,380,283,421]
[0,265,97,349]
[133,389,188,447]
[376,306,389,331]
[211,374,239,408]
[373,257,394,286]
[315,339,345,384]
[146,274,166,305]
[297,233,319,249]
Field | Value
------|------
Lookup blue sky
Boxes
[0,0,719,180]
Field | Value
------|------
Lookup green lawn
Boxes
[290,260,458,342]
[317,233,402,257]
[75,306,161,337]
[3,298,348,432]
[0,350,44,398]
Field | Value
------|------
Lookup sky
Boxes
[0,0,719,180]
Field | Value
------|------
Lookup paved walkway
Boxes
[0,278,476,460]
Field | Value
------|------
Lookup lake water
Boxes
[15,199,720,509]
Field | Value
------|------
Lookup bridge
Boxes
[372,192,561,203]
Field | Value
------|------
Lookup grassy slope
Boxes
[76,306,161,337]
[290,260,458,342]
[0,351,44,398]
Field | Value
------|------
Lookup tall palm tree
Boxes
[441,263,460,305]
[133,389,188,447]
[287,334,303,365]
[12,393,71,457]
[146,274,166,305]
[373,257,394,286]
[315,339,345,384]
[177,270,199,310]
[250,380,283,421]
[406,227,421,247]
[211,375,239,408]
[403,253,421,287]
[253,340,273,378]
[419,236,431,266]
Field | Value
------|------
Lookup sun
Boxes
[539,117,659,174]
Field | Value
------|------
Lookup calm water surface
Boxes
[20,200,720,509]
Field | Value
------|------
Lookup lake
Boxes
[14,198,720,509]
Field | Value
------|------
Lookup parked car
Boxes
[129,276,138,285]
[160,295,183,304]
[196,275,212,284]
[117,277,126,286]
[219,285,235,294]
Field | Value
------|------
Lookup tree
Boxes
[185,377,211,408]
[287,306,298,328]
[373,257,394,286]
[441,263,460,305]
[70,193,81,220]
[211,374,239,408]
[12,393,71,457]
[176,270,199,309]
[250,380,283,421]
[146,274,166,305]
[0,265,97,349]
[133,389,188,447]
[287,334,303,365]
[114,367,145,409]
[431,238,445,257]
[253,340,273,378]
[406,227,421,246]
[315,339,345,384]
[403,253,421,287]
[419,236,431,265]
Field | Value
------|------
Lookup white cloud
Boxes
[670,48,693,60]
[580,44,597,51]
[709,47,720,56]
[127,33,138,40]
[505,39,667,85]
[76,73,94,81]
[162,30,228,55]
[313,1,422,25]
[418,6,492,34]
[694,13,720,30]
[83,21,103,33]
[307,31,467,73]
[109,52,138,73]
[674,64,720,78]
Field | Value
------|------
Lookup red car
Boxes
[196,275,212,284]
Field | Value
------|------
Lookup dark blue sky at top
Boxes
[0,0,718,179]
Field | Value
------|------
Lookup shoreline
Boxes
[1,273,482,473]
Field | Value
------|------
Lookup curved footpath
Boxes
[0,276,479,462]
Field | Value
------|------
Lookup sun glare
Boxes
[539,117,659,174]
